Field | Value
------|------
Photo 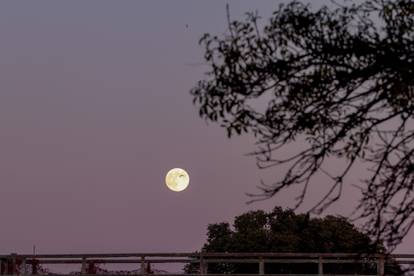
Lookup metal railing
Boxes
[0,252,412,276]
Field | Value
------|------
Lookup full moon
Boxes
[165,168,190,192]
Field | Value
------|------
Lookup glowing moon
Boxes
[165,168,190,192]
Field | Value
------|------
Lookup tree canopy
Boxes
[203,208,376,254]
[191,0,414,248]
[186,207,400,275]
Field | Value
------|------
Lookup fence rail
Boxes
[0,252,411,276]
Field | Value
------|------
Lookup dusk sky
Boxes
[0,0,412,258]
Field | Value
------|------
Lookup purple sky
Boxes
[0,0,412,258]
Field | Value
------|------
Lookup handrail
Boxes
[3,252,394,258]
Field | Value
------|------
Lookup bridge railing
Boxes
[0,252,412,276]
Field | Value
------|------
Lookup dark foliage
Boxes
[185,207,401,275]
[191,0,414,249]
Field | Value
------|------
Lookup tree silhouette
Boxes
[185,207,402,275]
[191,0,414,249]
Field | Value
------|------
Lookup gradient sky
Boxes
[0,0,411,260]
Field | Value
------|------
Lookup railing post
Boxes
[11,253,17,275]
[0,258,4,275]
[259,257,265,275]
[81,257,87,275]
[318,256,323,276]
[31,259,38,275]
[87,261,97,275]
[141,256,146,275]
[377,255,384,276]
[2,258,6,276]
[22,258,27,275]
[200,253,207,274]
